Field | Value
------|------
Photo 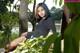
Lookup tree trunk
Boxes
[32,0,36,31]
[19,0,28,36]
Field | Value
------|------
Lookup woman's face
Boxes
[38,6,46,18]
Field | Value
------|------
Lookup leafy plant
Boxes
[63,2,80,53]
[42,32,60,53]
[0,12,18,47]
[12,33,61,53]
[50,7,63,20]
[53,0,63,6]
[65,2,80,14]
[12,36,46,53]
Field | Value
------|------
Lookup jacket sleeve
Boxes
[46,18,56,33]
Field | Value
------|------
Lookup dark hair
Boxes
[35,3,51,22]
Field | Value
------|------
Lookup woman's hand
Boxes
[21,32,28,36]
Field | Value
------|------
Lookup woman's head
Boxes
[35,3,51,20]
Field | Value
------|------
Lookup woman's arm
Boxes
[47,18,56,33]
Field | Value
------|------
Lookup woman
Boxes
[5,3,56,52]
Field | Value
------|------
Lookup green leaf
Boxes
[65,2,80,14]
[64,15,80,53]
[53,34,62,53]
[13,36,46,53]
[55,0,58,5]
[10,0,14,3]
[29,0,34,4]
[42,32,59,53]
[59,0,63,6]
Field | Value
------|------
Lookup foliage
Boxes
[61,2,80,53]
[63,2,80,53]
[64,14,80,53]
[10,33,19,41]
[52,34,61,53]
[53,0,63,6]
[65,2,80,14]
[10,0,14,3]
[13,36,46,53]
[59,0,63,6]
[0,0,8,14]
[42,32,61,53]
[12,33,62,53]
[1,12,18,28]
[0,12,18,47]
[50,7,63,20]
[0,0,14,14]
[28,0,34,4]
[0,31,18,48]
[0,12,18,33]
